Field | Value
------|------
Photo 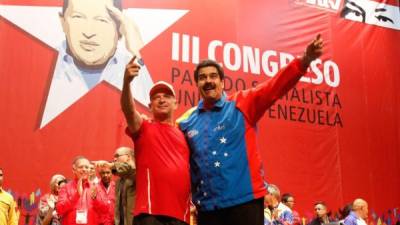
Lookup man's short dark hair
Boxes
[282,193,293,203]
[62,0,122,15]
[194,59,225,83]
[314,201,327,207]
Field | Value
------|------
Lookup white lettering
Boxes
[171,33,341,88]
[223,43,241,71]
[310,59,324,85]
[208,40,223,62]
[171,32,180,61]
[243,46,260,74]
[324,60,340,87]
[261,50,279,77]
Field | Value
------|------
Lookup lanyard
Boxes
[79,187,88,210]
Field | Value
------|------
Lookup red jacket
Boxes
[56,179,108,225]
[98,181,116,225]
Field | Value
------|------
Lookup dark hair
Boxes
[314,201,327,207]
[194,59,225,83]
[58,179,68,186]
[339,203,352,219]
[282,193,293,203]
[315,201,332,217]
[62,0,122,15]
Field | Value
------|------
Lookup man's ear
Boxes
[173,99,178,110]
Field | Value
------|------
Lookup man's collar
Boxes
[350,211,359,219]
[198,93,226,111]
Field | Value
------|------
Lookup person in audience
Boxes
[282,193,301,225]
[56,156,108,225]
[308,201,332,225]
[343,199,368,225]
[93,147,136,225]
[36,174,67,225]
[264,184,293,225]
[0,167,18,225]
[339,203,352,221]
[97,165,116,225]
[89,163,99,185]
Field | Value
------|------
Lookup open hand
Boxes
[106,3,144,58]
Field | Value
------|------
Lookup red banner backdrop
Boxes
[0,0,399,223]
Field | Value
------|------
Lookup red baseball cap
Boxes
[149,81,176,98]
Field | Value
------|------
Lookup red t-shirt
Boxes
[128,120,191,223]
[98,181,116,225]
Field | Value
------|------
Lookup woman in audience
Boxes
[36,174,67,225]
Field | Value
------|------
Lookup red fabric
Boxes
[56,179,109,225]
[127,120,191,223]
[229,59,304,198]
[98,181,116,225]
[0,0,399,219]
[232,59,305,126]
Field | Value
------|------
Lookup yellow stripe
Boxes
[176,106,197,125]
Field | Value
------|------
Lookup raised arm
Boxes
[234,34,324,125]
[56,184,80,217]
[121,57,143,135]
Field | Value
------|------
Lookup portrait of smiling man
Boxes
[41,0,153,128]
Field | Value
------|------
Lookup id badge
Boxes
[76,209,88,224]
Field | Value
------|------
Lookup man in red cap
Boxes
[120,57,190,225]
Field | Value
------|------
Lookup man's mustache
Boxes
[203,83,216,90]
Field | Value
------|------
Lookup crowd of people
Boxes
[0,34,373,225]
[1,165,378,225]
[262,185,370,225]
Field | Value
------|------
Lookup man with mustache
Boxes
[177,35,324,225]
